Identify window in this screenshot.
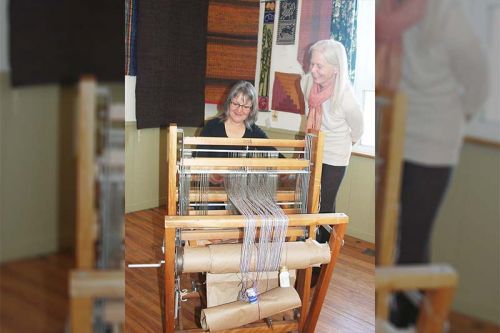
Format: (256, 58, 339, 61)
(352, 0, 375, 155)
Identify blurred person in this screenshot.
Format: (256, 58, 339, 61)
(375, 0, 427, 90)
(300, 39, 364, 242)
(377, 0, 489, 328)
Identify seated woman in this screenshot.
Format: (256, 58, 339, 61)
(196, 81, 282, 184)
(197, 81, 270, 156)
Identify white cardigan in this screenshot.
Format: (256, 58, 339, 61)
(400, 0, 489, 166)
(301, 73, 364, 166)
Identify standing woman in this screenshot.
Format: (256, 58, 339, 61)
(301, 39, 363, 243)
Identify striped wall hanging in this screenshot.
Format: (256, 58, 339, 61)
(257, 1, 276, 111)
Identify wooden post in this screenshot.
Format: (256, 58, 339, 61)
(298, 130, 324, 332)
(303, 223, 347, 333)
(306, 130, 324, 215)
(164, 227, 176, 333)
(73, 76, 97, 333)
(376, 92, 406, 266)
(375, 92, 406, 321)
(76, 76, 97, 269)
(165, 124, 178, 332)
(167, 124, 178, 216)
(417, 287, 456, 333)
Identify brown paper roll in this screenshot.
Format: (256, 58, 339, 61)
(200, 287, 301, 332)
(206, 270, 297, 307)
(182, 239, 330, 273)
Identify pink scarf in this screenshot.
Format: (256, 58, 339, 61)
(306, 79, 335, 131)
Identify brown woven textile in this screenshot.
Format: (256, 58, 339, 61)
(297, 0, 332, 71)
(271, 72, 304, 114)
(9, 0, 123, 87)
(205, 0, 259, 106)
(136, 0, 209, 129)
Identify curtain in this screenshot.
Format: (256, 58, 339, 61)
(125, 0, 137, 76)
(9, 0, 123, 86)
(205, 0, 259, 106)
(297, 0, 333, 71)
(135, 0, 208, 129)
(331, 0, 358, 83)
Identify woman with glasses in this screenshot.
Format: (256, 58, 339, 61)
(196, 81, 276, 183)
(199, 81, 267, 145)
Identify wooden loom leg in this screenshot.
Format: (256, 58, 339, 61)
(164, 227, 176, 333)
(417, 287, 455, 333)
(303, 223, 347, 333)
(376, 290, 391, 321)
(297, 267, 312, 332)
(298, 225, 315, 332)
(71, 297, 93, 333)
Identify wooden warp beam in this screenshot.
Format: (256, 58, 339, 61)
(181, 240, 331, 273)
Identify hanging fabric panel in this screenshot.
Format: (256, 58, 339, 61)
(9, 0, 123, 86)
(296, 0, 333, 71)
(276, 0, 298, 45)
(331, 0, 358, 82)
(205, 0, 260, 106)
(135, 0, 208, 129)
(125, 0, 137, 76)
(257, 1, 276, 111)
(271, 72, 304, 114)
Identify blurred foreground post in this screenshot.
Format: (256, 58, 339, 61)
(70, 76, 125, 333)
(375, 90, 458, 332)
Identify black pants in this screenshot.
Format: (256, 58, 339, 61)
(317, 164, 346, 243)
(391, 161, 453, 327)
(396, 161, 453, 265)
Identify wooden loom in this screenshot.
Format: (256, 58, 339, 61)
(163, 124, 349, 333)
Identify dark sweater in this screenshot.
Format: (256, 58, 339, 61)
(195, 118, 278, 158)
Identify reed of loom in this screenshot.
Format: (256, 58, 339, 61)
(164, 124, 349, 333)
(375, 90, 458, 333)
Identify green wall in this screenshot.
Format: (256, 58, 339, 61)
(124, 123, 376, 243)
(1, 73, 59, 262)
(0, 72, 124, 262)
(432, 141, 500, 323)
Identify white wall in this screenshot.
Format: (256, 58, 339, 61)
(463, 0, 500, 143)
(253, 0, 305, 131)
(431, 142, 500, 323)
(0, 1, 60, 261)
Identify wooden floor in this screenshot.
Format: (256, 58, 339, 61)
(0, 252, 73, 333)
(125, 207, 376, 333)
(0, 207, 497, 332)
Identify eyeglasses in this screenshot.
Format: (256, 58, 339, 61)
(230, 101, 252, 111)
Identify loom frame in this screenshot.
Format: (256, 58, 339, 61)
(374, 90, 458, 332)
(164, 124, 349, 333)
